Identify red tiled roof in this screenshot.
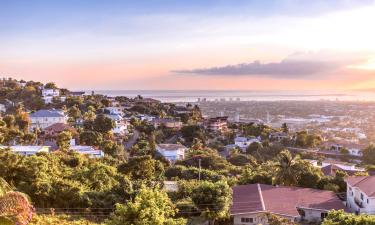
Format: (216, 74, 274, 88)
(321, 165, 358, 176)
(346, 176, 375, 197)
(231, 184, 346, 216)
(44, 123, 76, 133)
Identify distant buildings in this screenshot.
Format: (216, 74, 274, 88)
(156, 144, 186, 163)
(42, 88, 65, 104)
(29, 109, 67, 129)
(231, 184, 346, 225)
(104, 113, 128, 135)
(346, 176, 375, 215)
(205, 116, 228, 132)
(44, 123, 76, 137)
(0, 146, 50, 156)
(234, 136, 260, 151)
(152, 118, 183, 129)
(70, 145, 105, 158)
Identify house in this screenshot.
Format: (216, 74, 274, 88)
(0, 104, 5, 113)
(44, 123, 77, 137)
(42, 88, 60, 104)
(205, 116, 228, 132)
(269, 132, 289, 142)
(104, 114, 128, 134)
(0, 146, 50, 156)
(346, 176, 375, 215)
(173, 106, 192, 115)
(234, 136, 261, 151)
(231, 184, 346, 225)
(152, 118, 183, 129)
(138, 114, 156, 122)
(104, 107, 124, 116)
(70, 145, 105, 158)
(321, 159, 364, 171)
(156, 144, 186, 162)
(29, 109, 67, 129)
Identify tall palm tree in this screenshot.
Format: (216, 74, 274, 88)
(274, 150, 301, 186)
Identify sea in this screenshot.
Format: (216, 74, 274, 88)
(85, 90, 375, 103)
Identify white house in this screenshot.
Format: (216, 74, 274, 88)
(105, 114, 128, 135)
(70, 145, 105, 158)
(231, 184, 347, 225)
(29, 109, 67, 129)
(105, 107, 124, 116)
(42, 88, 61, 104)
(0, 146, 50, 156)
(0, 104, 6, 113)
(234, 136, 260, 150)
(346, 176, 375, 215)
(321, 159, 364, 171)
(156, 144, 186, 162)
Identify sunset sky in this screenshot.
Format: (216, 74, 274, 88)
(1, 0, 375, 90)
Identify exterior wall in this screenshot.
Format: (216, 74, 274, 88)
(156, 148, 185, 162)
(30, 116, 67, 129)
(233, 212, 267, 225)
(347, 183, 375, 214)
(322, 162, 356, 171)
(300, 208, 328, 223)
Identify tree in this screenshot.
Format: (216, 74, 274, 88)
(0, 179, 34, 225)
(93, 114, 115, 133)
(274, 150, 300, 186)
(246, 142, 263, 154)
(107, 187, 186, 225)
(363, 144, 375, 165)
(191, 181, 232, 225)
(57, 131, 72, 151)
(44, 82, 57, 89)
(79, 131, 103, 146)
(322, 210, 375, 225)
(118, 156, 164, 181)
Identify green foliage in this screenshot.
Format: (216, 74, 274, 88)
(322, 210, 375, 225)
(295, 131, 322, 148)
(181, 125, 206, 145)
(30, 214, 103, 225)
(57, 131, 72, 151)
(191, 181, 231, 223)
(93, 114, 115, 133)
(363, 144, 375, 165)
(107, 187, 186, 225)
(118, 155, 164, 181)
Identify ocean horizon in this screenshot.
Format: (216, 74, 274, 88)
(81, 90, 375, 103)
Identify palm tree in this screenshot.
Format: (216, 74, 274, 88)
(274, 150, 301, 186)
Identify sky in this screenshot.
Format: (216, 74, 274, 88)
(1, 0, 375, 90)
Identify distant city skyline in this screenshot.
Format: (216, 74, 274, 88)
(1, 0, 375, 90)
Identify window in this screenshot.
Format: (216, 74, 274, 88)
(321, 212, 328, 219)
(241, 218, 254, 223)
(361, 193, 364, 200)
(367, 199, 370, 204)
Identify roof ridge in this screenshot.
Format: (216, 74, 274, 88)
(257, 183, 266, 211)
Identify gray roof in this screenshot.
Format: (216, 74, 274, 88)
(30, 109, 65, 118)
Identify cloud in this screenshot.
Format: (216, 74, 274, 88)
(172, 52, 367, 79)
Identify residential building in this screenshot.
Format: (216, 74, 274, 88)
(231, 184, 346, 225)
(29, 109, 67, 129)
(104, 114, 128, 134)
(269, 132, 289, 142)
(205, 116, 228, 132)
(156, 144, 186, 162)
(346, 176, 375, 215)
(44, 123, 77, 137)
(321, 159, 364, 171)
(0, 146, 50, 156)
(70, 145, 105, 158)
(152, 118, 183, 129)
(0, 103, 5, 113)
(234, 136, 261, 151)
(105, 107, 124, 116)
(42, 88, 60, 104)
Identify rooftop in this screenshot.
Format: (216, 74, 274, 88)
(231, 184, 346, 217)
(346, 176, 375, 197)
(30, 109, 65, 118)
(157, 144, 186, 151)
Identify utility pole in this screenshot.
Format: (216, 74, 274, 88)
(198, 158, 201, 181)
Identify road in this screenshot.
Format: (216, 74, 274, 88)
(124, 129, 140, 150)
